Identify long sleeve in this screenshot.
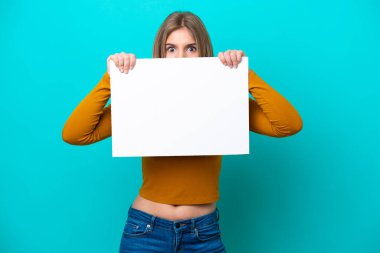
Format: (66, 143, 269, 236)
(62, 72, 112, 145)
(248, 69, 303, 137)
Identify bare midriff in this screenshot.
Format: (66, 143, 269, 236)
(131, 194, 217, 221)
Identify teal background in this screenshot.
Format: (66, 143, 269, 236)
(1, 0, 379, 252)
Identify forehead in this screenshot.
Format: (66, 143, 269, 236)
(166, 27, 196, 44)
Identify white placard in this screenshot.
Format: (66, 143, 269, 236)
(109, 57, 249, 157)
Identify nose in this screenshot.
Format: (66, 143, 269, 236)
(178, 51, 185, 58)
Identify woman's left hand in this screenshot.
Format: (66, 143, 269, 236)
(218, 50, 246, 68)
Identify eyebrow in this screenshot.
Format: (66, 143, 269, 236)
(165, 43, 197, 47)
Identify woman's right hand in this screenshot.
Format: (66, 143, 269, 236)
(107, 52, 136, 75)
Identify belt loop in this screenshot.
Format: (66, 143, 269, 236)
(191, 218, 196, 232)
(150, 215, 156, 230)
(216, 208, 219, 221)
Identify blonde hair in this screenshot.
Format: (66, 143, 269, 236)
(153, 11, 213, 58)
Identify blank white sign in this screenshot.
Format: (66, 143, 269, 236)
(109, 57, 249, 157)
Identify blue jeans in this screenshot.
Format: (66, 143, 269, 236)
(119, 206, 226, 253)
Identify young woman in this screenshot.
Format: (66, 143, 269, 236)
(62, 11, 302, 253)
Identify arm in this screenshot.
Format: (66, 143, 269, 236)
(248, 68, 303, 137)
(62, 72, 112, 145)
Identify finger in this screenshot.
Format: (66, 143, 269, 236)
(230, 50, 239, 68)
(117, 54, 124, 72)
(236, 50, 244, 63)
(108, 55, 118, 73)
(218, 52, 227, 65)
(123, 54, 130, 73)
(130, 54, 136, 70)
(110, 55, 118, 67)
(224, 51, 233, 68)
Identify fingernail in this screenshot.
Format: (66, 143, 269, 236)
(120, 69, 124, 73)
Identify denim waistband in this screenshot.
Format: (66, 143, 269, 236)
(127, 205, 220, 231)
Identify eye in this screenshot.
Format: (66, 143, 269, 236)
(166, 47, 175, 52)
(187, 46, 197, 52)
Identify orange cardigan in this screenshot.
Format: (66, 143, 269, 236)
(62, 68, 302, 204)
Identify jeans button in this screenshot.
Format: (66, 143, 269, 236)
(175, 223, 180, 228)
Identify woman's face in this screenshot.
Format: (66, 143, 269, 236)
(165, 27, 200, 58)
